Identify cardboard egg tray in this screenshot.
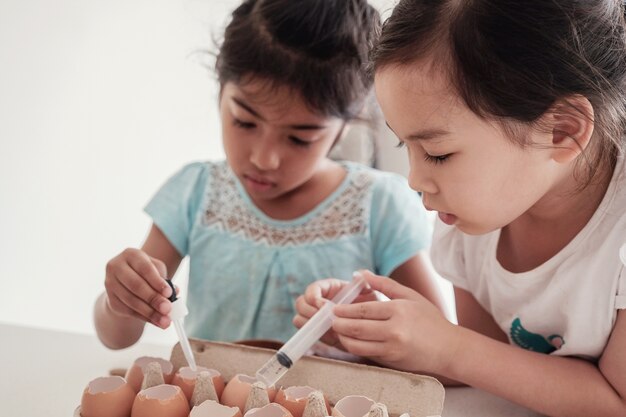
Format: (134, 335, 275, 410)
(76, 338, 444, 417)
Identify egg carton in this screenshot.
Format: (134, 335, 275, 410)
(74, 338, 444, 417)
(171, 338, 444, 417)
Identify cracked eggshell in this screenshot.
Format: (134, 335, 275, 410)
(172, 366, 225, 402)
(131, 384, 189, 417)
(80, 376, 135, 417)
(244, 403, 294, 417)
(190, 399, 243, 417)
(221, 374, 277, 412)
(274, 386, 330, 417)
(125, 357, 174, 392)
(331, 395, 376, 417)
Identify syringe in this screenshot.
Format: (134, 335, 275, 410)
(165, 280, 197, 371)
(255, 272, 367, 387)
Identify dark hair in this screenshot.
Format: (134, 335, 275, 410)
(372, 0, 626, 183)
(215, 0, 381, 120)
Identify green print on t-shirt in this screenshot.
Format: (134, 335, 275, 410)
(510, 318, 565, 354)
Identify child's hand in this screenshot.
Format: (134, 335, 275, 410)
(332, 270, 460, 374)
(104, 248, 174, 329)
(293, 277, 377, 349)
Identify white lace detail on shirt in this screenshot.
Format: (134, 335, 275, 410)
(202, 163, 372, 246)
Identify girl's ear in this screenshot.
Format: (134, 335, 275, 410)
(547, 95, 595, 164)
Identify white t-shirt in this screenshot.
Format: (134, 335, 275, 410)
(431, 155, 626, 360)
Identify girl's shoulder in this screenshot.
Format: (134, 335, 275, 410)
(341, 161, 429, 226)
(156, 160, 230, 213)
(169, 160, 231, 191)
(342, 161, 416, 197)
(176, 159, 227, 177)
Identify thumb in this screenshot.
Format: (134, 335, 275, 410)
(150, 256, 168, 280)
(356, 269, 421, 301)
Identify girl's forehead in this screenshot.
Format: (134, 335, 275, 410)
(376, 61, 453, 97)
(223, 80, 338, 123)
(376, 65, 460, 117)
(375, 63, 484, 139)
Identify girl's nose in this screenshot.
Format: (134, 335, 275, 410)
(250, 139, 280, 171)
(408, 162, 437, 195)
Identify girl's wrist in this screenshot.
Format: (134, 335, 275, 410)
(434, 322, 466, 377)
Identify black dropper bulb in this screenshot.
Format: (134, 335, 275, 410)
(165, 279, 177, 302)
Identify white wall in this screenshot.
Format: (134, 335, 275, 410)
(1, 0, 451, 345)
(0, 0, 231, 343)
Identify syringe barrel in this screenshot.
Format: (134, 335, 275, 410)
(280, 301, 336, 363)
(279, 272, 366, 363)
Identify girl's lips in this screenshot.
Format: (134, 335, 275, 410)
(244, 174, 275, 192)
(438, 211, 458, 225)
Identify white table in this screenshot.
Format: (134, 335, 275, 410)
(0, 323, 542, 417)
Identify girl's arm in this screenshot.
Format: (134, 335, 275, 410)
(448, 289, 626, 417)
(93, 224, 183, 349)
(416, 288, 510, 387)
(332, 272, 626, 417)
(454, 287, 509, 343)
(389, 251, 451, 320)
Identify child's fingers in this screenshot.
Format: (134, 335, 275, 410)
(332, 316, 389, 342)
(292, 313, 305, 329)
(149, 256, 170, 295)
(358, 270, 421, 301)
(114, 276, 164, 320)
(113, 263, 172, 318)
(294, 295, 318, 319)
(336, 334, 388, 358)
(333, 300, 393, 320)
(124, 249, 172, 298)
(108, 289, 170, 328)
(304, 278, 348, 307)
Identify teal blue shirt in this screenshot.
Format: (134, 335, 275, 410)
(145, 161, 432, 342)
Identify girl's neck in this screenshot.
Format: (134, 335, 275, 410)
(496, 162, 615, 273)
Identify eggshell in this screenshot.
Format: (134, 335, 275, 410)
(221, 374, 277, 412)
(244, 403, 294, 417)
(367, 403, 389, 417)
(331, 395, 376, 417)
(80, 375, 135, 417)
(171, 366, 225, 402)
(131, 384, 189, 417)
(274, 386, 330, 417)
(190, 399, 243, 417)
(125, 356, 174, 392)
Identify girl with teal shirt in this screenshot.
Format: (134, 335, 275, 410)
(94, 0, 447, 348)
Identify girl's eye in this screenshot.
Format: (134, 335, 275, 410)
(424, 153, 451, 164)
(289, 135, 312, 147)
(233, 118, 256, 129)
(395, 140, 405, 149)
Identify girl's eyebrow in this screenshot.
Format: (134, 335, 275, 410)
(233, 97, 264, 119)
(232, 97, 327, 131)
(385, 121, 450, 141)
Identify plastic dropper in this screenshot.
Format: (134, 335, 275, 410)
(165, 280, 197, 371)
(255, 272, 367, 387)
